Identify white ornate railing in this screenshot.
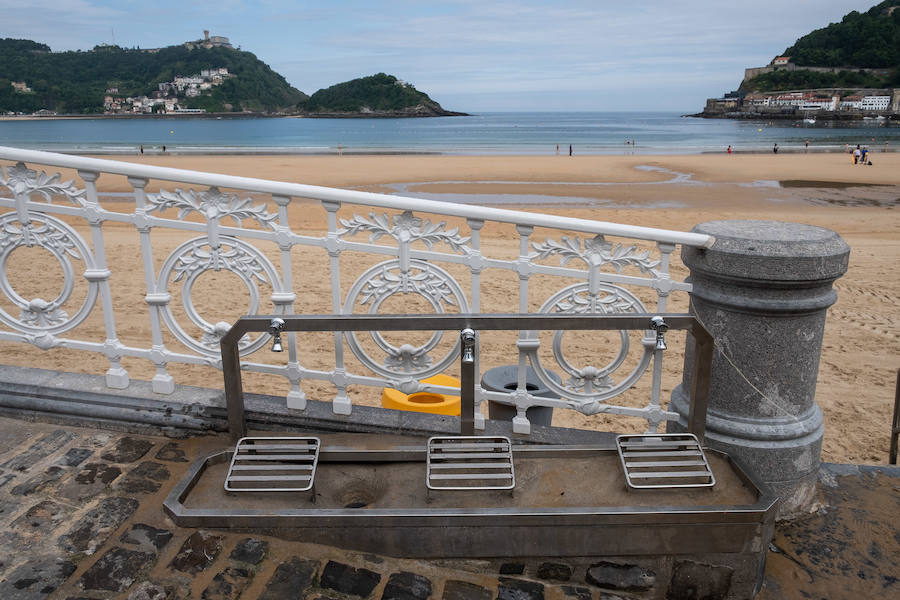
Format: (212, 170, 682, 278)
(0, 146, 713, 434)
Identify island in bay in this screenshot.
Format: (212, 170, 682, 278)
(696, 0, 899, 121)
(0, 32, 466, 118)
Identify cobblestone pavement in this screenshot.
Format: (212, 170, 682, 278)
(0, 416, 897, 600)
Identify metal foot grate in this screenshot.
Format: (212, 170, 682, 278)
(225, 437, 320, 492)
(616, 433, 715, 489)
(426, 436, 515, 490)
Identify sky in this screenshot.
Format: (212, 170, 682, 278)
(0, 0, 885, 112)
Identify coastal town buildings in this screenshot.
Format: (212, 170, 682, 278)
(103, 66, 231, 114)
(705, 88, 898, 117)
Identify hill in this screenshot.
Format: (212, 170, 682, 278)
(0, 38, 306, 114)
(741, 2, 900, 93)
(299, 73, 467, 117)
(784, 1, 900, 67)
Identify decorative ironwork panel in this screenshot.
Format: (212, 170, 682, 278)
(0, 211, 99, 336)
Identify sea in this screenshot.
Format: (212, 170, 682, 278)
(0, 111, 897, 155)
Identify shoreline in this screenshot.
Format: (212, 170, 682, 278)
(2, 146, 895, 157)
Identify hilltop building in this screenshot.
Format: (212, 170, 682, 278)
(185, 31, 234, 50)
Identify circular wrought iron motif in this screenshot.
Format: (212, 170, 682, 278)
(530, 282, 653, 401)
(0, 212, 99, 335)
(156, 235, 283, 357)
(343, 259, 469, 379)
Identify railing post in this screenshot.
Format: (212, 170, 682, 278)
(670, 220, 849, 518)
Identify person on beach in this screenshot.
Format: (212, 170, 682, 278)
(569, 144, 572, 156)
(162, 145, 166, 154)
(805, 140, 809, 152)
(853, 147, 860, 164)
(139, 145, 143, 155)
(861, 146, 868, 164)
(727, 145, 732, 154)
(556, 144, 559, 155)
(773, 143, 778, 154)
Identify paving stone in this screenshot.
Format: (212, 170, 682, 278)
(57, 462, 122, 500)
(535, 563, 571, 582)
(74, 463, 122, 485)
(586, 561, 656, 593)
(100, 437, 153, 463)
(0, 472, 15, 489)
(11, 466, 67, 496)
(560, 586, 592, 600)
(259, 557, 318, 600)
(442, 580, 491, 600)
(499, 563, 525, 575)
(382, 571, 432, 600)
(80, 547, 154, 592)
(59, 448, 94, 467)
(320, 561, 381, 597)
(1, 430, 77, 471)
(666, 560, 733, 600)
(126, 581, 169, 600)
(201, 567, 252, 600)
(154, 442, 188, 463)
(116, 462, 170, 494)
(229, 538, 268, 565)
(169, 531, 223, 574)
(0, 555, 76, 600)
(120, 523, 174, 552)
(497, 578, 544, 600)
(12, 500, 69, 538)
(58, 497, 140, 555)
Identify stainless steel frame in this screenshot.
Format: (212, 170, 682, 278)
(220, 313, 715, 444)
(616, 433, 715, 489)
(426, 436, 515, 490)
(224, 436, 320, 493)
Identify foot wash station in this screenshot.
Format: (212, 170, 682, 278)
(0, 149, 847, 597)
(165, 313, 777, 597)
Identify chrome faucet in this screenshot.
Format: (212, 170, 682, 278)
(649, 316, 668, 351)
(460, 328, 476, 363)
(269, 318, 285, 352)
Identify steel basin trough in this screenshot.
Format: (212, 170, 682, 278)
(164, 440, 776, 559)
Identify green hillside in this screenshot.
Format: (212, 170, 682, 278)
(0, 38, 306, 114)
(784, 1, 900, 67)
(741, 2, 900, 92)
(301, 73, 463, 116)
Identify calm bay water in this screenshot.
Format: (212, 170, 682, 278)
(1, 112, 897, 155)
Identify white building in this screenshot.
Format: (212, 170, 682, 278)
(860, 95, 890, 111)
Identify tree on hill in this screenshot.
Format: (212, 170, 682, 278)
(783, 1, 900, 67)
(0, 38, 306, 113)
(300, 73, 446, 113)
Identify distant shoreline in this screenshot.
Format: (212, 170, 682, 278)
(0, 110, 470, 121)
(20, 147, 894, 157)
(0, 112, 280, 121)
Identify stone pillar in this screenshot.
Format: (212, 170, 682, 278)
(669, 220, 849, 518)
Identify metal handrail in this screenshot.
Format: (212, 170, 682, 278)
(220, 313, 714, 443)
(0, 145, 715, 248)
(891, 367, 900, 465)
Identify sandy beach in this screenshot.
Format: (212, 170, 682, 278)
(1, 151, 898, 464)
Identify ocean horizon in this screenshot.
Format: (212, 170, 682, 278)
(1, 111, 897, 156)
